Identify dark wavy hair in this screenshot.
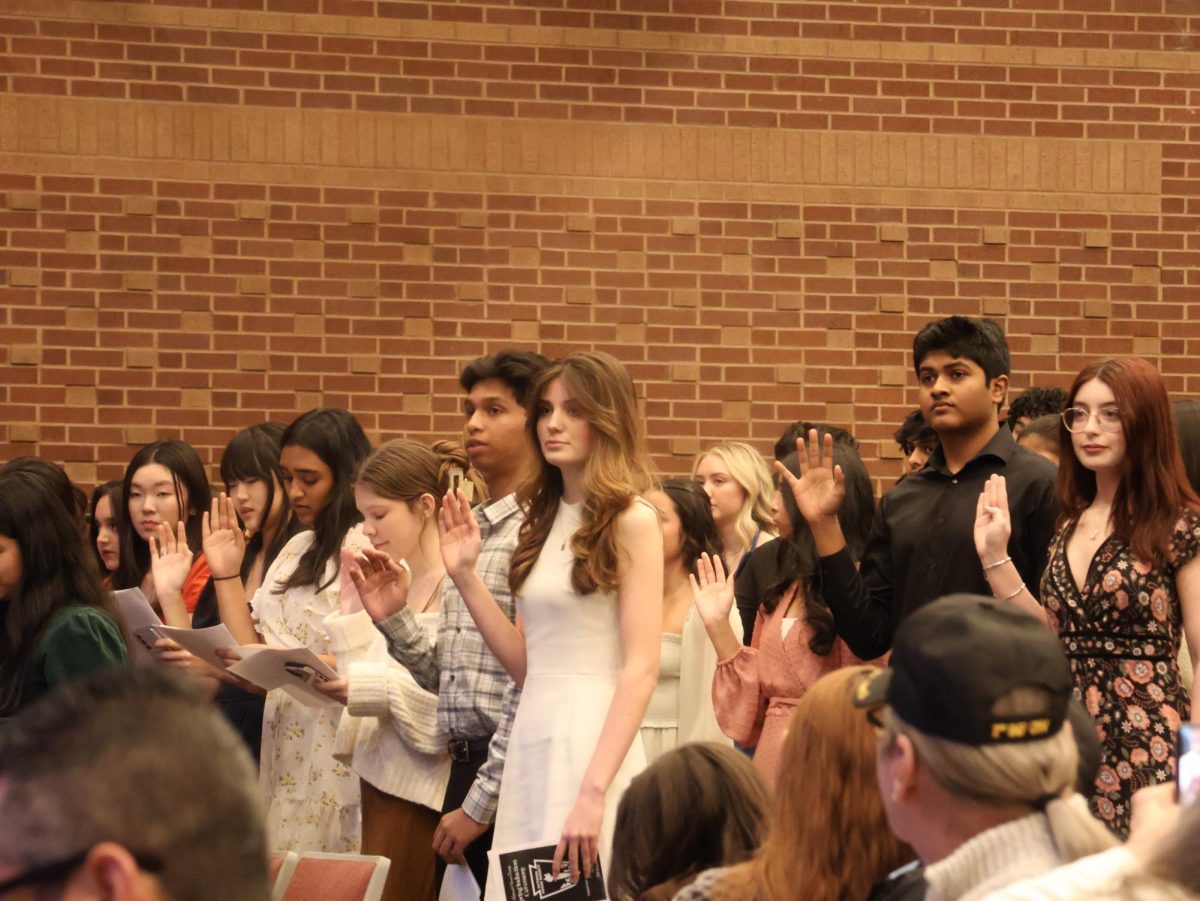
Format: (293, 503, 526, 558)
(765, 439, 875, 656)
(913, 315, 1010, 384)
(113, 441, 212, 592)
(0, 457, 86, 531)
(459, 349, 551, 407)
(278, 409, 371, 593)
(658, 478, 724, 577)
(89, 480, 122, 574)
(219, 423, 300, 581)
(1059, 358, 1199, 564)
(0, 470, 122, 714)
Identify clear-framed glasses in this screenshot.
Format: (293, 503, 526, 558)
(1061, 406, 1122, 433)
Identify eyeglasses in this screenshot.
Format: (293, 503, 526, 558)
(0, 849, 163, 896)
(1061, 406, 1122, 433)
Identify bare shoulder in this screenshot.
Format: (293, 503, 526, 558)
(617, 496, 662, 540)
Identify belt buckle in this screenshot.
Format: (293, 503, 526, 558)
(447, 738, 471, 763)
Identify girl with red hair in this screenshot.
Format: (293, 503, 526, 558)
(974, 357, 1200, 837)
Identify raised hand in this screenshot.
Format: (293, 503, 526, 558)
(149, 520, 194, 604)
(689, 552, 735, 628)
(338, 548, 366, 616)
(974, 473, 1013, 565)
(350, 547, 411, 623)
(775, 430, 846, 524)
(438, 489, 482, 581)
(202, 494, 246, 580)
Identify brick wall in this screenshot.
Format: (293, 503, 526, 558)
(1, 0, 1198, 491)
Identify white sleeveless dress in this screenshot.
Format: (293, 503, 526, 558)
(484, 500, 648, 899)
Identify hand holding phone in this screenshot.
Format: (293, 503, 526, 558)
(284, 662, 330, 685)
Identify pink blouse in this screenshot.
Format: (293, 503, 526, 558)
(712, 581, 875, 789)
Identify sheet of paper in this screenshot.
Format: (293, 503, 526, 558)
(113, 588, 163, 667)
(227, 646, 341, 708)
(152, 624, 239, 674)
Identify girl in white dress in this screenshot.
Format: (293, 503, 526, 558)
(439, 351, 663, 895)
(206, 407, 372, 853)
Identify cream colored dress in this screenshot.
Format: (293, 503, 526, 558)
(253, 527, 368, 853)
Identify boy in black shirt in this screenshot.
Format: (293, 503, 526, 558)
(779, 316, 1058, 658)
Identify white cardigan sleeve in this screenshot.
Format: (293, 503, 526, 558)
(676, 604, 738, 746)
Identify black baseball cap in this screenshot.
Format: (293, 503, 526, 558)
(854, 594, 1073, 745)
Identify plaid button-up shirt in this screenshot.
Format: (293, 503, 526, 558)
(377, 492, 521, 823)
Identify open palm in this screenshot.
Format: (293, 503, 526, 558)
(150, 521, 194, 601)
(690, 552, 735, 627)
(350, 548, 411, 623)
(438, 489, 481, 580)
(202, 494, 246, 580)
(776, 430, 845, 522)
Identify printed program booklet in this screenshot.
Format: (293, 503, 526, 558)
(490, 843, 607, 900)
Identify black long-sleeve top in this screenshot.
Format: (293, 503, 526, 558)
(820, 427, 1059, 659)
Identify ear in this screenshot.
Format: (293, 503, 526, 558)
(989, 373, 1009, 409)
(885, 734, 920, 804)
(65, 842, 144, 900)
(418, 493, 438, 519)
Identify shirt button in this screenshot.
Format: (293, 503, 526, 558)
(449, 674, 456, 682)
(951, 478, 958, 484)
(456, 627, 462, 633)
(937, 517, 945, 525)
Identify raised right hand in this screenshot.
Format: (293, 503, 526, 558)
(690, 552, 735, 627)
(350, 548, 411, 623)
(775, 429, 845, 523)
(202, 494, 246, 580)
(974, 474, 1013, 566)
(438, 488, 482, 580)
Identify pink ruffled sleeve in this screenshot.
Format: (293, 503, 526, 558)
(711, 611, 768, 747)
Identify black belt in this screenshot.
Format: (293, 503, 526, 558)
(447, 737, 492, 764)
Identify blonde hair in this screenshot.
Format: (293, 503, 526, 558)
(509, 352, 655, 596)
(714, 667, 913, 901)
(691, 442, 777, 554)
(881, 687, 1117, 864)
(355, 438, 487, 509)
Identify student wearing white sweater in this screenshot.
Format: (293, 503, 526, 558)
(316, 439, 486, 901)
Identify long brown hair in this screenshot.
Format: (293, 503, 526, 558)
(717, 667, 913, 901)
(1059, 357, 1199, 564)
(508, 352, 655, 597)
(356, 438, 487, 509)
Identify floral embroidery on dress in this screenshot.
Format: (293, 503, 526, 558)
(1040, 508, 1200, 837)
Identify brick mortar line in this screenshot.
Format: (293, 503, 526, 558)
(7, 0, 1200, 73)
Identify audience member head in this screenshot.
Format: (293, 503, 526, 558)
(773, 420, 858, 461)
(1016, 414, 1061, 467)
(0, 469, 119, 715)
(691, 442, 777, 559)
(608, 743, 770, 900)
(219, 422, 298, 578)
(0, 456, 86, 531)
(459, 349, 550, 493)
(715, 667, 912, 900)
(645, 479, 724, 582)
(89, 480, 123, 575)
(115, 440, 212, 592)
(768, 439, 874, 655)
(1058, 357, 1198, 565)
(1173, 398, 1200, 495)
(859, 595, 1115, 872)
(510, 351, 655, 597)
(355, 438, 485, 562)
(1007, 386, 1068, 437)
(893, 409, 939, 477)
(912, 317, 1011, 428)
(0, 668, 270, 901)
(278, 408, 371, 592)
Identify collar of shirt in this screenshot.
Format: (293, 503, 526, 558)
(477, 492, 521, 527)
(923, 425, 1016, 478)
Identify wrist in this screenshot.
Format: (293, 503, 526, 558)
(577, 781, 606, 803)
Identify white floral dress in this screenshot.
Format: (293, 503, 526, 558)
(252, 526, 368, 852)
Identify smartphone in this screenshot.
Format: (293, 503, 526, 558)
(1178, 722, 1199, 804)
(283, 662, 329, 685)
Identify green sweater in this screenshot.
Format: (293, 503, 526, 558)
(16, 606, 130, 712)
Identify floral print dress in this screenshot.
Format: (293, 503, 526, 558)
(1041, 510, 1200, 837)
(253, 526, 368, 852)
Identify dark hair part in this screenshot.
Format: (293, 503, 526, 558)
(1059, 358, 1199, 564)
(893, 409, 938, 456)
(219, 423, 300, 580)
(0, 457, 86, 530)
(774, 420, 858, 461)
(1174, 399, 1200, 496)
(608, 743, 770, 901)
(113, 440, 212, 592)
(912, 316, 1011, 383)
(1008, 386, 1068, 429)
(89, 480, 123, 573)
(0, 668, 270, 901)
(0, 470, 122, 715)
(1018, 414, 1061, 449)
(766, 440, 875, 655)
(279, 408, 371, 592)
(459, 349, 552, 407)
(658, 478, 724, 577)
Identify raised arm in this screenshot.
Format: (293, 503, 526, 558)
(553, 500, 662, 884)
(974, 474, 1053, 623)
(202, 494, 260, 645)
(439, 489, 526, 683)
(149, 521, 194, 629)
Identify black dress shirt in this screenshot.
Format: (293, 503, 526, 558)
(820, 427, 1059, 659)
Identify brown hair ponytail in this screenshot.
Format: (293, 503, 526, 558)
(356, 438, 486, 508)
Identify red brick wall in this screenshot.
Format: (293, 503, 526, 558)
(1, 0, 1198, 490)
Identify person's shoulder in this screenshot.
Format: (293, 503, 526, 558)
(1007, 443, 1058, 483)
(41, 606, 124, 650)
(619, 496, 662, 534)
